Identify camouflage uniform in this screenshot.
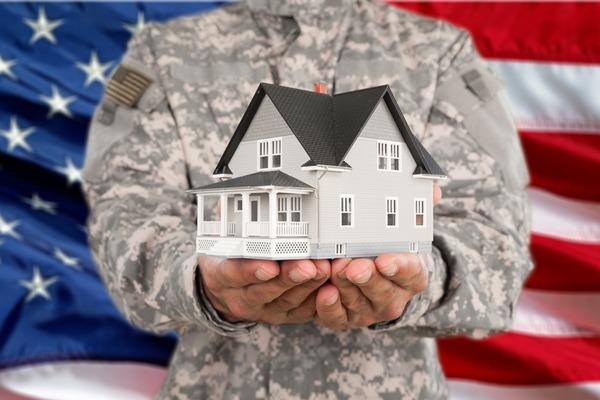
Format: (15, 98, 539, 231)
(83, 0, 533, 398)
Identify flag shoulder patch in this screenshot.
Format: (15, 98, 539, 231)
(105, 65, 152, 109)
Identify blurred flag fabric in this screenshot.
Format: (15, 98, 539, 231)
(0, 2, 599, 400)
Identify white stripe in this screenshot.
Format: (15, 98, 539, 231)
(0, 388, 36, 400)
(4, 362, 600, 400)
(449, 379, 600, 400)
(489, 60, 600, 133)
(513, 290, 600, 337)
(0, 362, 166, 400)
(530, 187, 600, 244)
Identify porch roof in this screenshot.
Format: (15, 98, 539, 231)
(187, 171, 314, 194)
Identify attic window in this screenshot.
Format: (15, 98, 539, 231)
(377, 140, 401, 172)
(258, 138, 282, 170)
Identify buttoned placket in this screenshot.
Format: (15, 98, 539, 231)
(249, 0, 358, 93)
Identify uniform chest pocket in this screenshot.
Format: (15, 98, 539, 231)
(169, 62, 271, 141)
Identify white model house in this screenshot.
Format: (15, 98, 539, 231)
(187, 82, 446, 259)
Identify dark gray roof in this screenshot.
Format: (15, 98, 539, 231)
(190, 170, 313, 192)
(213, 83, 445, 177)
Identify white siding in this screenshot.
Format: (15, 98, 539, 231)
(360, 101, 403, 141)
(316, 101, 433, 243)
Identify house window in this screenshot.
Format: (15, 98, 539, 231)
(335, 243, 346, 256)
(258, 138, 282, 170)
(235, 198, 243, 212)
(340, 195, 354, 227)
(409, 242, 418, 253)
(377, 140, 401, 172)
(415, 198, 425, 227)
(277, 195, 301, 222)
(386, 197, 398, 227)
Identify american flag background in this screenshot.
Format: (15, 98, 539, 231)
(0, 1, 598, 399)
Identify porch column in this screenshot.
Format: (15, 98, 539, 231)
(241, 192, 250, 238)
(269, 190, 278, 239)
(220, 194, 228, 237)
(196, 194, 204, 236)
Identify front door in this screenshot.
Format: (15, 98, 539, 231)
(250, 198, 259, 222)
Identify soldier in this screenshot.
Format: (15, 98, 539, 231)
(83, 0, 533, 398)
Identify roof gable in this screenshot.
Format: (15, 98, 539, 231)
(213, 82, 445, 177)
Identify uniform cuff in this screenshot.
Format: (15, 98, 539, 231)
(166, 250, 257, 336)
(369, 253, 443, 332)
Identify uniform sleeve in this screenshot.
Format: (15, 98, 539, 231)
(82, 27, 256, 336)
(372, 26, 533, 337)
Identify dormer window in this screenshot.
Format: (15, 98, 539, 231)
(258, 138, 282, 170)
(377, 140, 401, 172)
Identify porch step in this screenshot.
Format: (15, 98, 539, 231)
(209, 239, 243, 258)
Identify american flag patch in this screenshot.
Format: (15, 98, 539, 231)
(105, 65, 152, 108)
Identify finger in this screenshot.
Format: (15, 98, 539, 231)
(279, 290, 319, 325)
(330, 258, 372, 313)
(199, 256, 280, 290)
(243, 259, 321, 305)
(345, 257, 409, 321)
(264, 259, 331, 312)
(315, 284, 348, 330)
(433, 183, 442, 206)
(374, 253, 429, 294)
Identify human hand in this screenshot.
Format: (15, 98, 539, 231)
(199, 256, 330, 325)
(314, 254, 428, 330)
(313, 183, 442, 330)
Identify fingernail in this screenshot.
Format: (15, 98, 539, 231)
(380, 262, 398, 277)
(350, 269, 372, 284)
(289, 267, 311, 283)
(325, 292, 338, 306)
(255, 268, 274, 281)
(313, 271, 326, 281)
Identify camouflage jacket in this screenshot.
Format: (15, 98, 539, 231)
(83, 0, 533, 398)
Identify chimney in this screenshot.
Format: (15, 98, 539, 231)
(313, 81, 328, 94)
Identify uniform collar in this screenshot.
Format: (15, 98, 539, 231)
(246, 0, 359, 16)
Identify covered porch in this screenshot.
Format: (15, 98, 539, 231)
(188, 171, 314, 240)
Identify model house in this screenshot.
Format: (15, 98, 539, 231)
(187, 82, 446, 259)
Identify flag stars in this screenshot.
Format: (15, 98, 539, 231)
(76, 50, 113, 87)
(0, 213, 22, 240)
(24, 7, 63, 45)
(55, 157, 82, 186)
(22, 193, 57, 214)
(0, 116, 35, 153)
(124, 12, 146, 36)
(40, 85, 77, 119)
(53, 248, 80, 270)
(19, 266, 59, 302)
(0, 53, 17, 80)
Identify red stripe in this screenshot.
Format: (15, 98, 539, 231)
(526, 234, 600, 292)
(391, 2, 600, 64)
(520, 131, 600, 202)
(438, 333, 600, 384)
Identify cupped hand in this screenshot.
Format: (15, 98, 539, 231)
(199, 256, 330, 325)
(314, 253, 428, 330)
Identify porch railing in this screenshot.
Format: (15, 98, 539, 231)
(277, 222, 309, 237)
(201, 221, 309, 237)
(247, 222, 270, 237)
(199, 221, 235, 236)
